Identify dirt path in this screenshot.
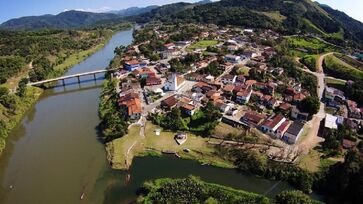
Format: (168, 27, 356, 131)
(297, 53, 334, 154)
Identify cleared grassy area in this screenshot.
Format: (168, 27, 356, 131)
(187, 40, 218, 51)
(324, 54, 363, 82)
(300, 54, 318, 72)
(106, 121, 234, 170)
(214, 122, 245, 138)
(325, 77, 346, 90)
(298, 150, 321, 172)
(288, 36, 336, 55)
(334, 53, 363, 71)
(258, 11, 286, 22)
(298, 149, 339, 173)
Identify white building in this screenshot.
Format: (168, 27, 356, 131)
(164, 74, 186, 91)
(282, 121, 304, 144)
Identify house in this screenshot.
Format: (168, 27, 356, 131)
(133, 67, 156, 78)
(146, 77, 162, 86)
(124, 60, 146, 71)
(266, 98, 278, 109)
(342, 139, 356, 149)
(161, 49, 180, 59)
(192, 82, 215, 93)
(222, 84, 235, 97)
(236, 89, 252, 104)
(161, 95, 178, 110)
(348, 106, 362, 119)
(181, 104, 197, 116)
(275, 121, 291, 139)
(221, 74, 237, 84)
(278, 102, 292, 114)
(118, 92, 142, 120)
(293, 93, 306, 103)
(282, 121, 304, 144)
(241, 111, 266, 127)
(324, 114, 338, 130)
(224, 55, 241, 64)
(227, 45, 239, 51)
(236, 75, 246, 86)
(291, 106, 309, 121)
(164, 43, 176, 50)
(164, 74, 185, 91)
(215, 102, 231, 113)
(260, 114, 286, 135)
(325, 87, 345, 102)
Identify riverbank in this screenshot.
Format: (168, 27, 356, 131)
(105, 121, 234, 170)
(0, 24, 132, 155)
(0, 86, 43, 154)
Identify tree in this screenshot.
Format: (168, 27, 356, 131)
(0, 86, 9, 97)
(298, 96, 320, 115)
(233, 149, 267, 174)
(275, 190, 312, 204)
(16, 78, 28, 97)
(114, 45, 126, 56)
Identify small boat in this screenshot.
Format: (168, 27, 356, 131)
(183, 148, 190, 153)
(80, 192, 85, 200)
(9, 185, 13, 189)
(162, 150, 176, 154)
(125, 174, 131, 184)
(175, 153, 181, 158)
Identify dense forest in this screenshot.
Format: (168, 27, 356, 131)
(0, 24, 130, 84)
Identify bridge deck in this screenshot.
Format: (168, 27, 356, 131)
(28, 69, 116, 86)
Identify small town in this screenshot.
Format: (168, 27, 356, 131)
(1, 0, 363, 203)
(105, 23, 363, 170)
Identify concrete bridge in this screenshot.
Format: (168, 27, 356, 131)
(28, 69, 116, 86)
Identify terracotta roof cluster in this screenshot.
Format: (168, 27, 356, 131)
(119, 92, 142, 116)
(161, 96, 178, 108)
(125, 60, 141, 66)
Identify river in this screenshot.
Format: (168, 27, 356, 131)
(0, 28, 294, 204)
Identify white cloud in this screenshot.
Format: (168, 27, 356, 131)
(63, 6, 112, 13)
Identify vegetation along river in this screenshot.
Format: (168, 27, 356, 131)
(0, 28, 294, 204)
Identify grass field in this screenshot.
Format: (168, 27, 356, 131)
(288, 36, 336, 55)
(324, 54, 363, 82)
(214, 122, 245, 137)
(106, 121, 234, 170)
(298, 149, 339, 172)
(187, 40, 218, 51)
(301, 54, 318, 71)
(325, 77, 346, 90)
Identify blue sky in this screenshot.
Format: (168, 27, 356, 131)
(0, 0, 362, 24)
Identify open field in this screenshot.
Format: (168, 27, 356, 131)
(106, 121, 234, 170)
(334, 53, 363, 71)
(298, 149, 339, 172)
(187, 40, 218, 51)
(325, 77, 346, 90)
(300, 54, 318, 71)
(288, 36, 337, 55)
(323, 54, 363, 82)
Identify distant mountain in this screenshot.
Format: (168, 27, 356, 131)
(0, 10, 120, 30)
(132, 0, 363, 48)
(109, 6, 159, 17)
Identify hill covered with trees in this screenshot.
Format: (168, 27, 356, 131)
(133, 0, 363, 48)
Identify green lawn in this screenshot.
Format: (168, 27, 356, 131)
(187, 40, 218, 51)
(106, 121, 234, 170)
